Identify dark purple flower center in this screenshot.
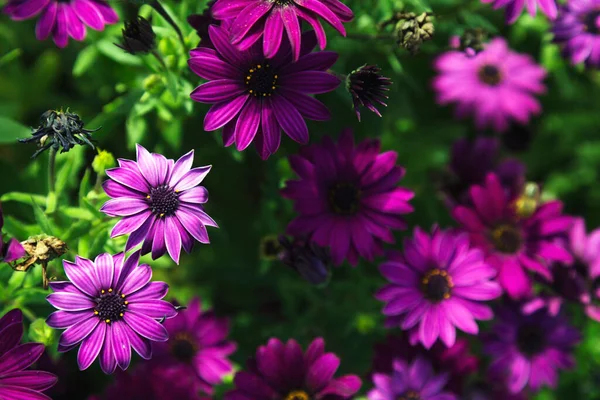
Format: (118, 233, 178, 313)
(284, 390, 310, 400)
(516, 323, 546, 356)
(478, 64, 502, 86)
(490, 224, 523, 254)
(582, 10, 600, 34)
(328, 183, 361, 215)
(170, 333, 198, 363)
(148, 184, 179, 217)
(245, 63, 278, 97)
(95, 289, 127, 323)
(397, 390, 421, 400)
(421, 269, 453, 302)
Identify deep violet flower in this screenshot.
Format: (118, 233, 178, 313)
(100, 144, 217, 264)
(153, 297, 236, 395)
(376, 226, 501, 349)
(0, 203, 25, 263)
(481, 0, 557, 23)
(278, 236, 331, 285)
(452, 173, 573, 299)
(484, 306, 580, 394)
(552, 0, 600, 67)
(433, 38, 546, 133)
(368, 357, 457, 400)
(0, 309, 57, 400)
(46, 251, 177, 374)
(282, 129, 414, 266)
(225, 337, 361, 400)
(3, 0, 118, 48)
(211, 0, 353, 61)
(347, 64, 392, 121)
(189, 26, 340, 160)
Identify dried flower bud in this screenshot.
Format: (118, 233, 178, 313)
(15, 234, 68, 288)
(347, 64, 392, 121)
(395, 12, 434, 54)
(278, 236, 330, 286)
(116, 16, 156, 55)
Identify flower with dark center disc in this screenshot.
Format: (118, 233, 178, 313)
(515, 324, 546, 356)
(478, 64, 502, 85)
(148, 184, 180, 217)
(285, 390, 310, 400)
(328, 183, 361, 215)
(170, 334, 198, 363)
(552, 0, 600, 67)
(421, 269, 453, 302)
(116, 16, 156, 55)
(490, 224, 523, 254)
(346, 64, 392, 121)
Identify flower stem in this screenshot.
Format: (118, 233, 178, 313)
(151, 49, 168, 70)
(328, 70, 347, 82)
(150, 0, 185, 48)
(48, 147, 56, 194)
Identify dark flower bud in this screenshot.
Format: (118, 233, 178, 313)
(187, 0, 219, 48)
(278, 236, 330, 286)
(259, 235, 284, 261)
(19, 110, 99, 158)
(395, 12, 434, 54)
(501, 123, 535, 153)
(116, 16, 156, 55)
(346, 64, 392, 121)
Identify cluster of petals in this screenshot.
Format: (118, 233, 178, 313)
(481, 0, 557, 23)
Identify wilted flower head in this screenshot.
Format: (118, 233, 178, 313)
(279, 236, 331, 285)
(552, 0, 600, 67)
(393, 12, 435, 54)
(347, 64, 392, 121)
(116, 16, 156, 55)
(19, 110, 99, 158)
(14, 234, 68, 288)
(0, 203, 25, 263)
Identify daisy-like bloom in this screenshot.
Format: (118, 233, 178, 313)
(46, 251, 177, 374)
(189, 26, 340, 160)
(433, 38, 546, 133)
(153, 297, 236, 396)
(225, 337, 361, 400)
(452, 173, 573, 299)
(0, 203, 25, 263)
(3, 0, 117, 48)
(100, 144, 216, 264)
(282, 129, 414, 266)
(211, 0, 353, 61)
(552, 0, 600, 67)
(0, 309, 57, 400)
(484, 306, 580, 394)
(377, 226, 501, 349)
(347, 64, 392, 121)
(481, 0, 557, 23)
(368, 357, 457, 400)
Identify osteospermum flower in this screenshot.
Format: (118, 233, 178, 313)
(153, 297, 236, 395)
(552, 0, 600, 67)
(3, 0, 117, 48)
(0, 309, 57, 399)
(433, 38, 546, 133)
(368, 357, 457, 400)
(282, 129, 414, 266)
(481, 0, 557, 23)
(225, 337, 361, 400)
(484, 306, 580, 393)
(100, 144, 216, 264)
(452, 173, 573, 299)
(189, 26, 340, 159)
(211, 0, 353, 60)
(46, 251, 177, 374)
(377, 226, 501, 349)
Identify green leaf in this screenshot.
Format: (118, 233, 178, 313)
(0, 48, 22, 67)
(62, 207, 96, 220)
(15, 287, 50, 306)
(165, 70, 178, 99)
(79, 168, 92, 207)
(126, 114, 148, 148)
(31, 199, 54, 235)
(1, 192, 46, 206)
(73, 45, 99, 76)
(96, 40, 143, 66)
(46, 191, 57, 214)
(28, 318, 55, 346)
(0, 116, 31, 143)
(160, 118, 182, 150)
(55, 146, 85, 195)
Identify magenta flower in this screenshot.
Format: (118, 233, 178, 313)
(452, 173, 573, 299)
(225, 337, 361, 400)
(552, 0, 600, 67)
(3, 0, 117, 48)
(153, 297, 236, 395)
(481, 0, 557, 23)
(368, 357, 457, 400)
(433, 38, 546, 133)
(282, 129, 414, 266)
(0, 203, 25, 263)
(376, 226, 501, 349)
(211, 0, 353, 61)
(46, 251, 177, 374)
(189, 26, 340, 160)
(100, 144, 216, 264)
(484, 306, 580, 394)
(0, 309, 57, 400)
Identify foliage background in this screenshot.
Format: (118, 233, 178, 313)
(1, 0, 600, 398)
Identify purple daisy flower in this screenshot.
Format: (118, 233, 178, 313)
(553, 0, 600, 67)
(484, 306, 580, 394)
(0, 203, 25, 263)
(46, 251, 177, 374)
(368, 356, 458, 400)
(188, 26, 340, 160)
(211, 0, 353, 61)
(481, 0, 557, 23)
(433, 38, 546, 133)
(376, 226, 501, 349)
(0, 309, 57, 400)
(3, 0, 118, 48)
(153, 297, 236, 395)
(452, 173, 573, 299)
(282, 129, 414, 266)
(225, 337, 361, 400)
(100, 144, 216, 264)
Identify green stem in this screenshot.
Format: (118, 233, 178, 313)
(94, 173, 104, 193)
(151, 49, 168, 70)
(328, 69, 347, 82)
(48, 147, 56, 194)
(150, 0, 185, 48)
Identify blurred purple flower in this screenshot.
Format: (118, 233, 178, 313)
(279, 236, 331, 285)
(46, 251, 177, 374)
(453, 173, 573, 299)
(553, 0, 600, 67)
(100, 144, 216, 264)
(3, 0, 117, 48)
(189, 26, 340, 159)
(282, 129, 414, 266)
(377, 226, 501, 349)
(225, 337, 361, 399)
(0, 203, 25, 263)
(0, 309, 57, 399)
(433, 38, 546, 133)
(481, 0, 557, 23)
